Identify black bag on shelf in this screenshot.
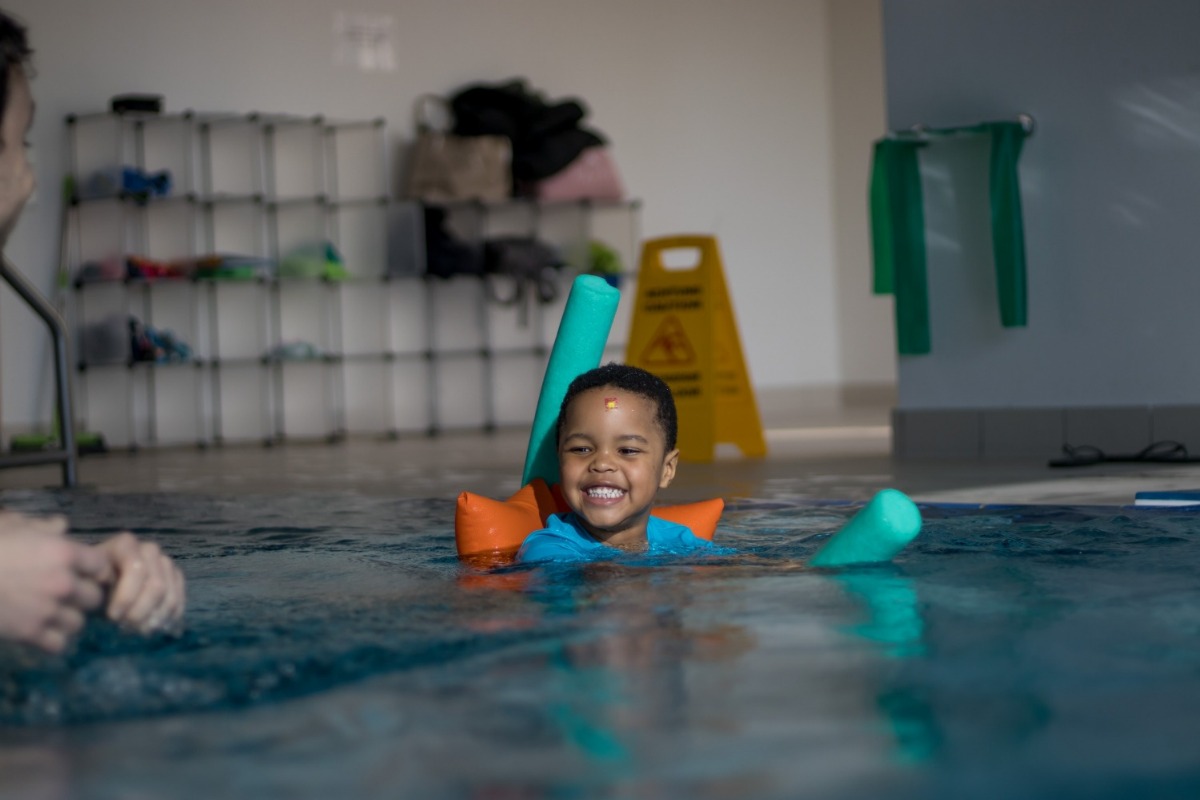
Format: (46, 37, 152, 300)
(450, 79, 605, 184)
(483, 236, 564, 326)
(423, 206, 483, 279)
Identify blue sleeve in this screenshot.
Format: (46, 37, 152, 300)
(647, 516, 736, 556)
(517, 528, 592, 563)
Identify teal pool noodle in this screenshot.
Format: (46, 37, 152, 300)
(809, 489, 922, 567)
(521, 274, 621, 486)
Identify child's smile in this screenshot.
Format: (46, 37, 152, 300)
(557, 386, 679, 547)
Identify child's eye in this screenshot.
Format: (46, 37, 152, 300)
(618, 447, 642, 456)
(567, 446, 592, 455)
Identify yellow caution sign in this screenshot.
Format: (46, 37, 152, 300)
(625, 235, 766, 462)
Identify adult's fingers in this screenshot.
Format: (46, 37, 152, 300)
(121, 550, 171, 632)
(101, 533, 147, 623)
(105, 535, 185, 633)
(32, 627, 69, 655)
(23, 601, 83, 655)
(96, 532, 185, 634)
(159, 557, 186, 628)
(127, 546, 186, 634)
(71, 542, 114, 586)
(47, 605, 86, 641)
(65, 573, 106, 613)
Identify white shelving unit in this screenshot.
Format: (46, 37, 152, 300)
(64, 107, 640, 449)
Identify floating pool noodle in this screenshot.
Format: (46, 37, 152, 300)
(521, 274, 621, 487)
(809, 489, 922, 567)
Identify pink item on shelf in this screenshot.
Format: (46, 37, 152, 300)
(526, 145, 624, 203)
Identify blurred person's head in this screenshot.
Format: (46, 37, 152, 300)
(0, 10, 33, 248)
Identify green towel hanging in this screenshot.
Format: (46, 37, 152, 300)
(986, 121, 1029, 328)
(870, 117, 1033, 355)
(870, 138, 930, 355)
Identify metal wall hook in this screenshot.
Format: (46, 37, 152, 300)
(892, 115, 1037, 141)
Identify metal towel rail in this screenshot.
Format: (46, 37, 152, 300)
(0, 256, 77, 487)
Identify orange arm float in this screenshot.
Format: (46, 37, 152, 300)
(455, 478, 723, 567)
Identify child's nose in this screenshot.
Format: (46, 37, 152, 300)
(589, 450, 616, 471)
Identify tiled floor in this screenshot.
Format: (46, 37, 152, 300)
(4, 401, 1200, 506)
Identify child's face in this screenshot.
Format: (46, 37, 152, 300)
(557, 386, 679, 545)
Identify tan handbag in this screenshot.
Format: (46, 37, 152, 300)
(405, 95, 511, 203)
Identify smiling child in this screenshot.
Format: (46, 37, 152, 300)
(516, 363, 716, 562)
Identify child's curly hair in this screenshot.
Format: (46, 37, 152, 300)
(556, 362, 678, 451)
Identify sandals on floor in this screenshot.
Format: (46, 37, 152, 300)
(1049, 440, 1200, 468)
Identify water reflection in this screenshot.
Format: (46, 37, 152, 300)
(829, 566, 937, 767)
(458, 558, 938, 797)
(834, 568, 925, 660)
(827, 562, 1053, 777)
(462, 563, 761, 797)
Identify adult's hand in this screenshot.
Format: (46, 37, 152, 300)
(95, 532, 185, 635)
(0, 512, 112, 653)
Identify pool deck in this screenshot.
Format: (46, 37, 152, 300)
(3, 401, 1199, 507)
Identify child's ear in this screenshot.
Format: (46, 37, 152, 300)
(659, 448, 680, 488)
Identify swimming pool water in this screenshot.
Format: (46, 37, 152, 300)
(0, 491, 1197, 799)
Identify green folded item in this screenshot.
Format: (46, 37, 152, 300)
(279, 242, 348, 280)
(193, 254, 275, 281)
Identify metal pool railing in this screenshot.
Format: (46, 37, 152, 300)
(0, 256, 77, 488)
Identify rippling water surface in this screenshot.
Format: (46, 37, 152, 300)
(0, 491, 1197, 799)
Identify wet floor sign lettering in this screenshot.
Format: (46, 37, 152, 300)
(625, 235, 766, 461)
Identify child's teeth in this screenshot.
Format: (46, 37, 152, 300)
(587, 487, 624, 499)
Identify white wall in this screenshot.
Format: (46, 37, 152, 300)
(884, 0, 1200, 410)
(828, 0, 894, 391)
(1, 0, 890, 430)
